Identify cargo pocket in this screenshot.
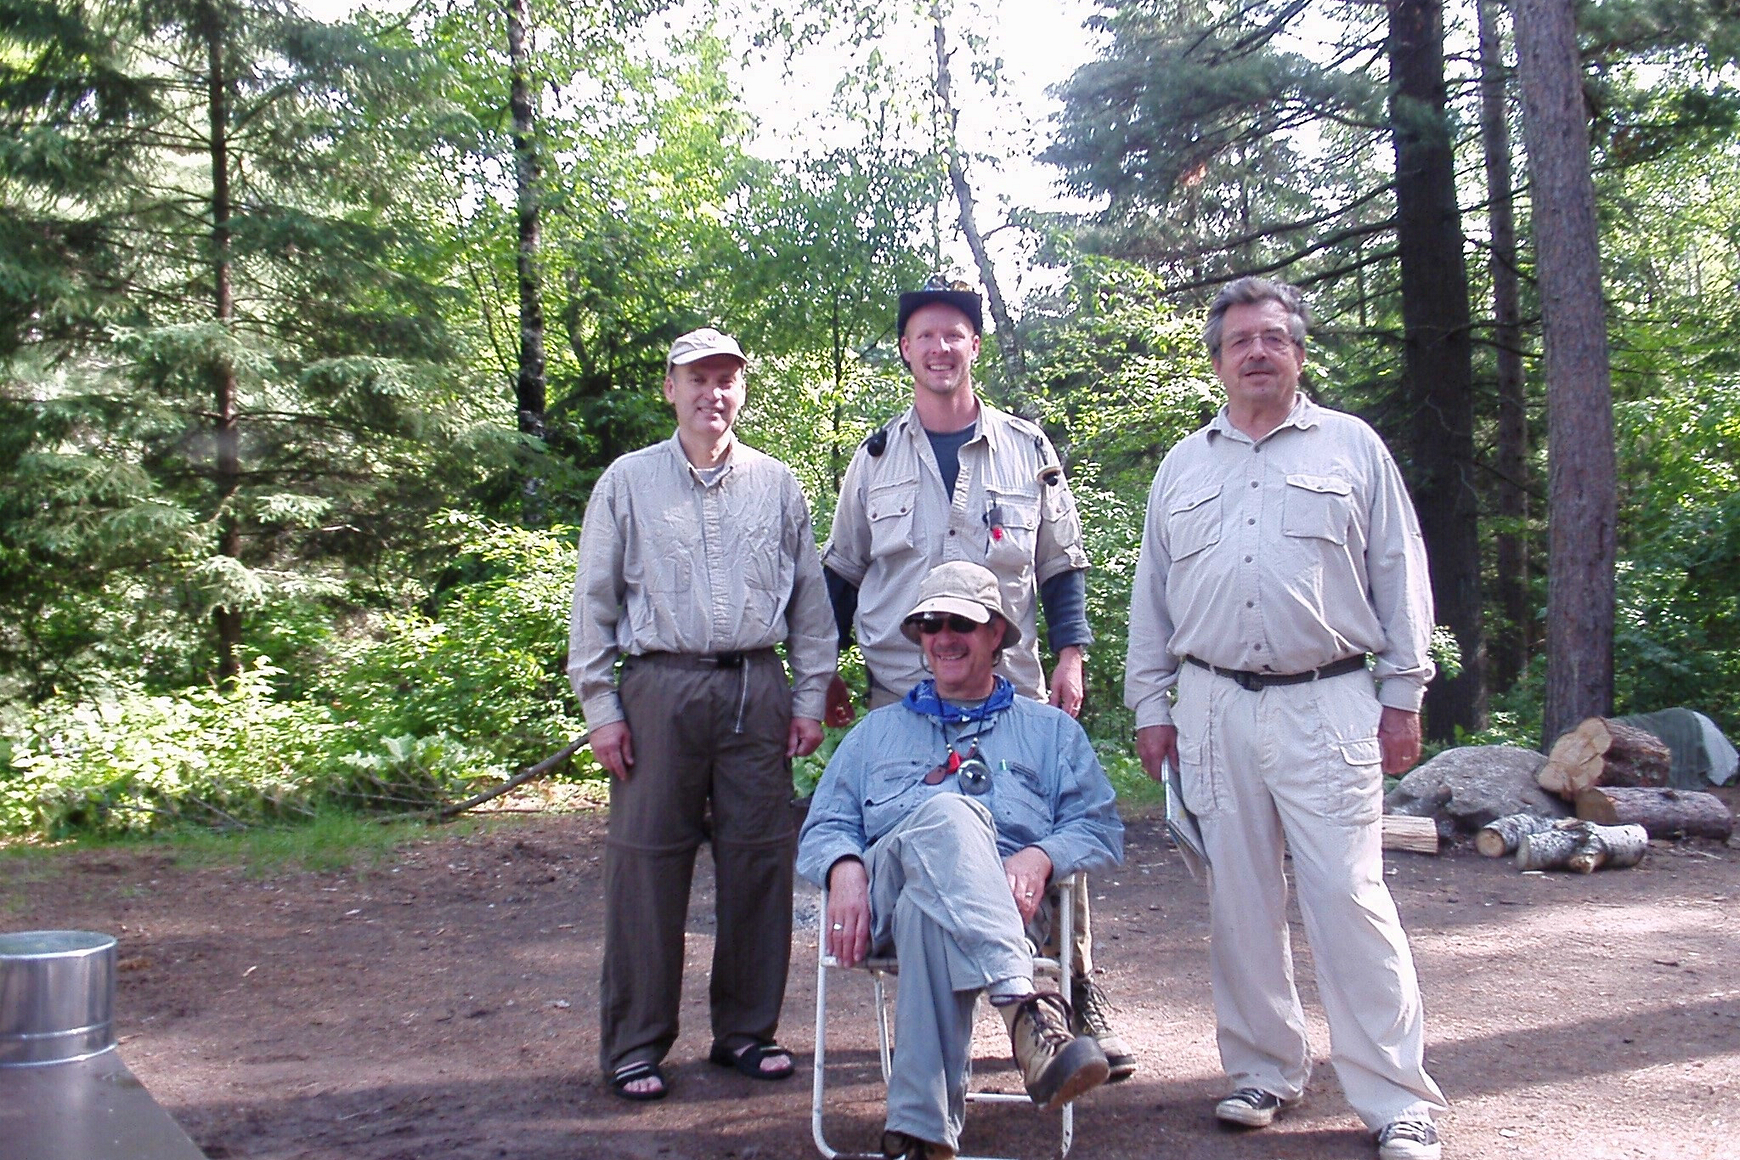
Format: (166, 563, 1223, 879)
(985, 489, 1039, 570)
(1320, 736, 1383, 827)
(1281, 474, 1353, 545)
(1166, 484, 1223, 561)
(867, 480, 917, 558)
(1176, 736, 1228, 818)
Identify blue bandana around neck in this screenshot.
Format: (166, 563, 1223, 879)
(902, 675, 1017, 723)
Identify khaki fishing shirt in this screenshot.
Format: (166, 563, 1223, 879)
(822, 400, 1089, 699)
(1124, 394, 1435, 729)
(568, 432, 836, 729)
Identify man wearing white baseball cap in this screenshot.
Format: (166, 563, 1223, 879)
(798, 561, 1123, 1159)
(570, 325, 836, 1101)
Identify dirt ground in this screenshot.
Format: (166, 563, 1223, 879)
(3, 800, 1738, 1160)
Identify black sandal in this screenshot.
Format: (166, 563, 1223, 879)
(609, 1059, 668, 1101)
(708, 1039, 795, 1081)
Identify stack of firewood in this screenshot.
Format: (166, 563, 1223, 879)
(1477, 716, 1734, 872)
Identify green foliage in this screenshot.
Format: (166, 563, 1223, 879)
(319, 514, 584, 770)
(4, 662, 333, 838)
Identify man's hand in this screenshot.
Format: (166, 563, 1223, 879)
(824, 674, 856, 728)
(591, 720, 635, 781)
(1378, 706, 1423, 775)
(1047, 646, 1086, 718)
(1135, 724, 1178, 782)
(825, 858, 872, 968)
(1003, 846, 1054, 923)
(788, 716, 824, 758)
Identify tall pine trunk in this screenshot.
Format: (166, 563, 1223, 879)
(205, 2, 242, 686)
(1515, 0, 1617, 746)
(1388, 0, 1484, 738)
(508, 0, 547, 524)
(1479, 0, 1531, 693)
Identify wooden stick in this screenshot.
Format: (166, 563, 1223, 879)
(438, 733, 592, 818)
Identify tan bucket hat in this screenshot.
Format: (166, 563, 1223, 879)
(900, 560, 1021, 650)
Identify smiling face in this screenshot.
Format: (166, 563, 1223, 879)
(1211, 299, 1305, 424)
(663, 353, 746, 459)
(899, 302, 981, 401)
(920, 613, 1004, 701)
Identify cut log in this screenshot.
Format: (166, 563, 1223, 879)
(1537, 717, 1671, 800)
(1475, 812, 1557, 857)
(1381, 814, 1439, 854)
(1516, 819, 1649, 873)
(1574, 786, 1734, 842)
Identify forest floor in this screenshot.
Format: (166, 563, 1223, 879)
(3, 792, 1737, 1160)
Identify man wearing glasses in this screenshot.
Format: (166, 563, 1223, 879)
(1125, 278, 1447, 1160)
(569, 327, 835, 1101)
(799, 561, 1122, 1160)
(820, 277, 1135, 1080)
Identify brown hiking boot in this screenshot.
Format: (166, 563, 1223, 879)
(1001, 991, 1109, 1111)
(1071, 973, 1137, 1083)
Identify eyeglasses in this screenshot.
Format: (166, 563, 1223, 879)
(1223, 329, 1299, 356)
(908, 613, 985, 635)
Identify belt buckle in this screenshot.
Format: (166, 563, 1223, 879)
(1232, 669, 1263, 692)
(715, 651, 744, 669)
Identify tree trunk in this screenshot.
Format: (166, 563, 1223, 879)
(1514, 0, 1618, 747)
(1537, 716, 1671, 799)
(205, 4, 241, 687)
(1574, 786, 1734, 842)
(930, 4, 1023, 399)
(1387, 0, 1484, 739)
(1478, 0, 1531, 693)
(508, 0, 547, 523)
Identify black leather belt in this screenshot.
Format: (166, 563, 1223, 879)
(633, 649, 772, 670)
(1184, 653, 1367, 691)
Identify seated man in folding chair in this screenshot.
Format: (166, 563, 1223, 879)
(798, 561, 1125, 1160)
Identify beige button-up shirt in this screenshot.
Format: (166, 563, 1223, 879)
(823, 400, 1089, 699)
(1124, 395, 1435, 728)
(567, 433, 836, 729)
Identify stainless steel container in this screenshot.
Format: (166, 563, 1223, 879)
(0, 930, 117, 1065)
(0, 929, 207, 1160)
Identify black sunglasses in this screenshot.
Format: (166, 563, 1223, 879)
(909, 612, 987, 635)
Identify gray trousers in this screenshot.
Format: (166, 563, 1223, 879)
(598, 651, 794, 1075)
(865, 794, 1034, 1150)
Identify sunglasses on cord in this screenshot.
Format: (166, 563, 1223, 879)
(908, 613, 987, 635)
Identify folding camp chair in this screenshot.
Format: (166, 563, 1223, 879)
(810, 873, 1084, 1160)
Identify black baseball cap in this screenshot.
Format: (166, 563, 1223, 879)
(897, 275, 983, 337)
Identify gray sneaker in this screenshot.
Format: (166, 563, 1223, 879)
(1376, 1118, 1441, 1160)
(1213, 1086, 1301, 1128)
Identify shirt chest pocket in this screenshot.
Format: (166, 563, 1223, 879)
(1166, 485, 1223, 561)
(867, 479, 918, 558)
(985, 488, 1040, 569)
(988, 760, 1051, 841)
(1282, 474, 1354, 545)
(862, 760, 931, 838)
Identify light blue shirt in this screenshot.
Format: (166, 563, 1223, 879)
(797, 696, 1124, 887)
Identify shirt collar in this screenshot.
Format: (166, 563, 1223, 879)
(1207, 392, 1320, 444)
(666, 430, 737, 485)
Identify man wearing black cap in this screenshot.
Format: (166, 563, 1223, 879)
(819, 278, 1134, 1081)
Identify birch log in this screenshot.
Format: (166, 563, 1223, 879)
(1516, 819, 1648, 872)
(1476, 812, 1557, 857)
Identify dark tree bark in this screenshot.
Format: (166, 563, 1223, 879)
(930, 4, 1023, 397)
(508, 0, 547, 522)
(204, 2, 242, 686)
(1387, 0, 1485, 739)
(1514, 0, 1617, 747)
(1478, 0, 1531, 694)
